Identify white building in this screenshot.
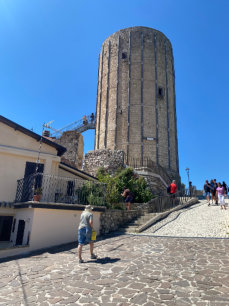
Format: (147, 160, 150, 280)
(0, 115, 103, 260)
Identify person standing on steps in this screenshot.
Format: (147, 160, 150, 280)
(78, 205, 97, 263)
(170, 180, 177, 206)
(210, 179, 215, 204)
(121, 187, 133, 211)
(216, 182, 227, 210)
(212, 179, 218, 205)
(213, 179, 218, 205)
(222, 181, 228, 195)
(203, 180, 211, 206)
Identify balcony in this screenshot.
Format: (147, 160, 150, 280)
(15, 173, 106, 205)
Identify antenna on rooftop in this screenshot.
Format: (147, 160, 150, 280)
(43, 120, 63, 137)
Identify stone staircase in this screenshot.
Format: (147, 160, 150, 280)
(118, 197, 198, 234)
(118, 210, 157, 233)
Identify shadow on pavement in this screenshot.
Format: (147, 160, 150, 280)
(88, 257, 120, 264)
(0, 233, 127, 264)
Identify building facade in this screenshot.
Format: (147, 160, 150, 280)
(0, 115, 98, 259)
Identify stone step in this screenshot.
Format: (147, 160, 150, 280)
(118, 212, 157, 233)
(127, 216, 154, 226)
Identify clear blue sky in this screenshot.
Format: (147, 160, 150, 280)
(1, 0, 229, 190)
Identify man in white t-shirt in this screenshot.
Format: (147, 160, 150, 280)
(78, 205, 97, 263)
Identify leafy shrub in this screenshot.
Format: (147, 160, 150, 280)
(134, 176, 153, 203)
(97, 167, 153, 205)
(76, 181, 107, 206)
(77, 168, 153, 208)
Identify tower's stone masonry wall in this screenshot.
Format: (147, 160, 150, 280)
(54, 131, 84, 169)
(83, 149, 125, 177)
(95, 26, 179, 179)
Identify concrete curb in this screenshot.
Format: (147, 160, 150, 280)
(138, 197, 199, 233)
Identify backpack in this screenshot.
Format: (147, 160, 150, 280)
(167, 186, 171, 193)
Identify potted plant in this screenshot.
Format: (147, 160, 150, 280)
(33, 187, 42, 202)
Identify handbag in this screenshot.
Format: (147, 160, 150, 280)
(91, 229, 97, 241)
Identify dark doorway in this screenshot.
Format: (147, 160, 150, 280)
(0, 216, 13, 241)
(21, 162, 44, 202)
(16, 220, 25, 245)
(24, 162, 44, 178)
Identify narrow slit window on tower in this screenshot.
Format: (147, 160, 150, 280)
(122, 52, 127, 59)
(158, 87, 164, 99)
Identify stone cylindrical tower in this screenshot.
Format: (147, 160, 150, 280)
(95, 26, 179, 176)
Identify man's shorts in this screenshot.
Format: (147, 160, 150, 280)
(204, 192, 210, 197)
(78, 227, 92, 245)
(125, 196, 133, 203)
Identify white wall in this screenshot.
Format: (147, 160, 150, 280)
(0, 123, 60, 202)
(29, 208, 101, 251)
(0, 207, 15, 217)
(0, 207, 101, 259)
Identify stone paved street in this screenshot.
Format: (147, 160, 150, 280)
(145, 200, 229, 238)
(1, 231, 229, 305)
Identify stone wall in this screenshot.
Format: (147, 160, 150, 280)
(136, 168, 181, 194)
(83, 149, 125, 176)
(100, 209, 141, 234)
(54, 131, 84, 169)
(132, 196, 181, 213)
(140, 174, 167, 194)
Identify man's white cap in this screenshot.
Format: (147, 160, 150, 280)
(85, 205, 93, 211)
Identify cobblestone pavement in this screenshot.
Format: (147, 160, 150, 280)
(144, 200, 229, 238)
(1, 233, 229, 305)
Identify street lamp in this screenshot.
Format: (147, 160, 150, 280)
(185, 168, 190, 184)
(185, 168, 190, 196)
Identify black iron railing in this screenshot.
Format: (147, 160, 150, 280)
(15, 173, 106, 205)
(15, 173, 196, 206)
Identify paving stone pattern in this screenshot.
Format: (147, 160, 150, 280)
(144, 200, 229, 238)
(1, 231, 229, 305)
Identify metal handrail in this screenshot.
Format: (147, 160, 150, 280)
(51, 114, 96, 137)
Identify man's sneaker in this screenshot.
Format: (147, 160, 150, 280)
(91, 254, 97, 259)
(79, 259, 84, 263)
